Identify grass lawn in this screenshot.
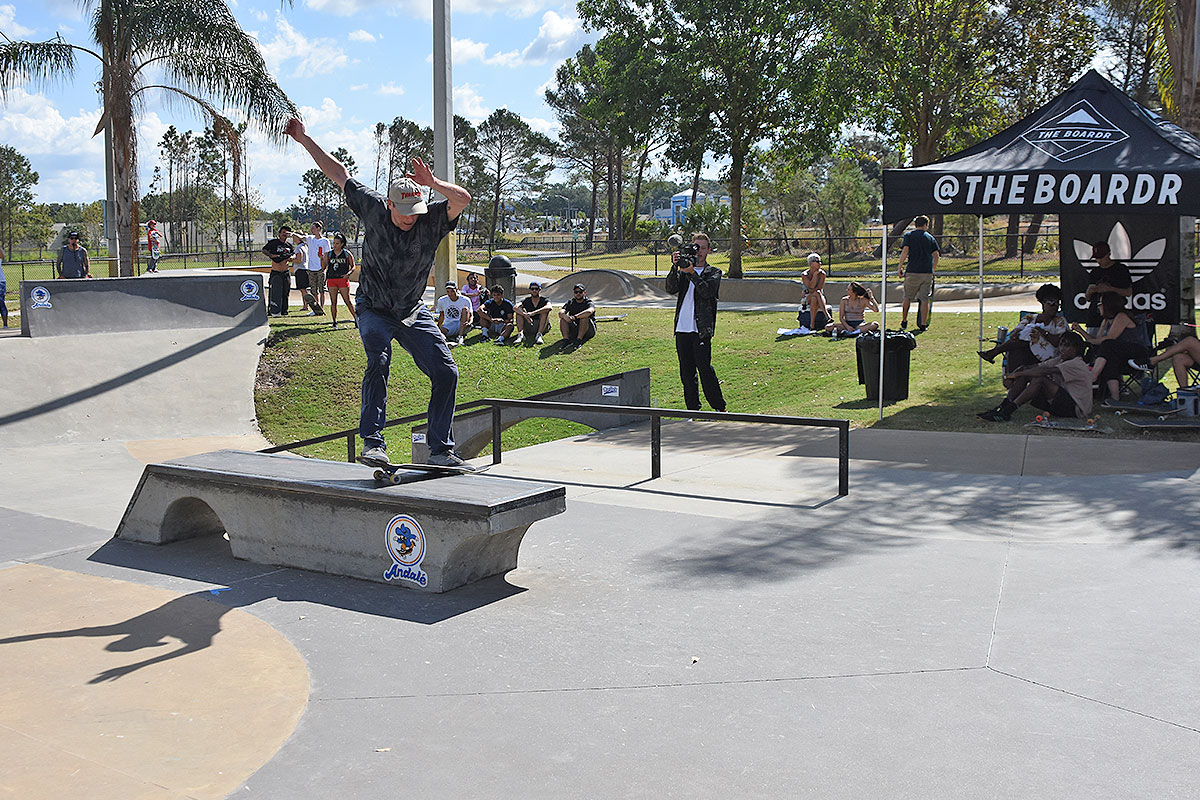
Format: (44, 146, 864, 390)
(254, 308, 1199, 462)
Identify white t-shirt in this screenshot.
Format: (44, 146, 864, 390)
(304, 236, 330, 272)
(675, 278, 698, 334)
(436, 294, 472, 326)
(292, 243, 308, 270)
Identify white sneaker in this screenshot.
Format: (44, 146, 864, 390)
(535, 334, 543, 344)
(514, 333, 525, 345)
(455, 335, 464, 346)
(360, 446, 389, 467)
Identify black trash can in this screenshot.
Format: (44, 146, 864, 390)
(484, 255, 517, 301)
(856, 331, 917, 401)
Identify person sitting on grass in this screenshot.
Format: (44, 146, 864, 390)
(479, 284, 514, 344)
(514, 281, 552, 345)
(460, 272, 485, 330)
(800, 253, 828, 328)
(977, 283, 1066, 376)
(977, 332, 1092, 422)
(558, 283, 596, 349)
(435, 280, 472, 346)
(825, 282, 879, 339)
(1130, 335, 1200, 388)
(1070, 292, 1149, 405)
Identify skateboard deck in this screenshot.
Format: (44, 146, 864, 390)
(1025, 415, 1111, 433)
(357, 457, 489, 485)
(1121, 417, 1200, 430)
(596, 313, 628, 322)
(303, 290, 324, 315)
(1104, 399, 1181, 419)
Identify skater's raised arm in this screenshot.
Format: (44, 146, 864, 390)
(285, 118, 349, 190)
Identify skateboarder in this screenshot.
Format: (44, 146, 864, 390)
(285, 117, 472, 469)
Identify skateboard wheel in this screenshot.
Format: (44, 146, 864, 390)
(1087, 418, 1096, 425)
(1159, 415, 1167, 421)
(1035, 415, 1045, 422)
(373, 469, 385, 481)
(390, 473, 402, 485)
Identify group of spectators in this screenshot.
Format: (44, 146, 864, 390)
(974, 238, 1188, 423)
(261, 221, 358, 329)
(435, 273, 596, 349)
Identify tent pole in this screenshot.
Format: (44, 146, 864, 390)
(879, 223, 887, 422)
(978, 214, 984, 386)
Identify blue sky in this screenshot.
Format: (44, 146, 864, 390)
(0, 0, 595, 210)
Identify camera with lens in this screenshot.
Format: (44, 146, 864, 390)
(675, 241, 700, 270)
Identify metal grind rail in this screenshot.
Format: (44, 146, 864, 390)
(262, 400, 850, 496)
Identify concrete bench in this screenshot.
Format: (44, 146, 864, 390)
(115, 450, 565, 592)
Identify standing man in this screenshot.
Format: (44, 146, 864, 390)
(1083, 240, 1132, 332)
(56, 231, 91, 278)
(515, 281, 552, 345)
(435, 280, 472, 346)
(146, 220, 162, 273)
(294, 221, 330, 313)
(666, 232, 726, 412)
(262, 224, 297, 315)
(558, 283, 596, 348)
(896, 215, 939, 331)
(285, 117, 472, 468)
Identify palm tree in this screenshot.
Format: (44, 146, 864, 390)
(0, 0, 297, 275)
(1150, 1, 1200, 133)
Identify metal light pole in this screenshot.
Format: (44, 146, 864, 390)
(432, 0, 456, 297)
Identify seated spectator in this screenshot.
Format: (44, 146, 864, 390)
(1070, 292, 1150, 404)
(515, 281, 553, 345)
(978, 283, 1066, 378)
(460, 272, 485, 329)
(558, 283, 596, 348)
(799, 253, 828, 329)
(435, 280, 473, 346)
(1131, 336, 1200, 388)
(977, 332, 1092, 422)
(479, 284, 515, 344)
(825, 282, 879, 338)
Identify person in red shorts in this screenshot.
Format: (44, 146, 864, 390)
(323, 231, 357, 329)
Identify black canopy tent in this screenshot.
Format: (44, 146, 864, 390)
(874, 70, 1200, 416)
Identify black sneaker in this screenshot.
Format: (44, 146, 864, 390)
(1127, 358, 1151, 373)
(977, 409, 1008, 422)
(900, 320, 908, 330)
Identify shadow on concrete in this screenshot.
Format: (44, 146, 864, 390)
(0, 324, 266, 430)
(0, 590, 231, 684)
(86, 536, 526, 627)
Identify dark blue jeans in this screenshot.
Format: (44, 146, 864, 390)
(357, 306, 458, 455)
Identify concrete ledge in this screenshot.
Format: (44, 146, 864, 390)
(115, 450, 565, 592)
(412, 368, 651, 461)
(19, 273, 266, 337)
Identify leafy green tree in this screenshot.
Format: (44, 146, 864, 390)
(579, 0, 856, 277)
(300, 147, 356, 231)
(17, 206, 55, 256)
(476, 108, 554, 249)
(386, 117, 433, 186)
(0, 0, 298, 275)
(0, 145, 38, 255)
(680, 201, 730, 237)
(813, 157, 873, 241)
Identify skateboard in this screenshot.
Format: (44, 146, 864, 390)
(1121, 417, 1200, 431)
(357, 456, 489, 485)
(1104, 399, 1181, 420)
(302, 290, 324, 315)
(596, 313, 628, 322)
(1025, 415, 1111, 433)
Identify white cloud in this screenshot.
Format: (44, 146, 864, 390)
(0, 4, 35, 37)
(348, 29, 375, 42)
(454, 84, 490, 124)
(519, 9, 580, 65)
(307, 0, 544, 20)
(349, 84, 368, 92)
(250, 8, 269, 22)
(525, 116, 559, 136)
(0, 89, 103, 159)
(377, 82, 405, 96)
(299, 97, 343, 129)
(258, 15, 350, 78)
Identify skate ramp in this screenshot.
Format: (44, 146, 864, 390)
(19, 273, 266, 337)
(541, 269, 671, 303)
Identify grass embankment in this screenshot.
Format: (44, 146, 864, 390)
(255, 309, 1198, 461)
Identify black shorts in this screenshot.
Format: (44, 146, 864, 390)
(1032, 384, 1078, 418)
(294, 269, 310, 290)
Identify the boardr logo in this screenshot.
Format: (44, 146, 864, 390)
(29, 286, 51, 309)
(383, 514, 428, 586)
(239, 279, 261, 302)
(1020, 100, 1129, 162)
(1071, 221, 1168, 312)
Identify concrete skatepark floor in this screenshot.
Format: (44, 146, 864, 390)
(2, 298, 1200, 798)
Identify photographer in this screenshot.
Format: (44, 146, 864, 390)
(666, 232, 727, 413)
